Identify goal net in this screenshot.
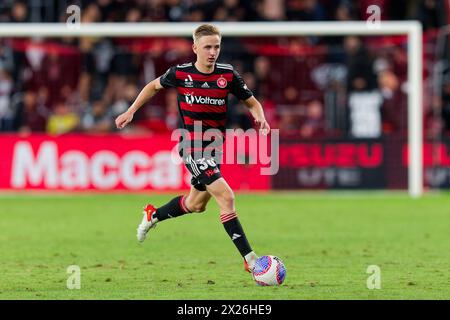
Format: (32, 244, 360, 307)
(0, 22, 425, 196)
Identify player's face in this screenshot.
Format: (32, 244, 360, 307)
(193, 35, 221, 68)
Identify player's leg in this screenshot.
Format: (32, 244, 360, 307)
(136, 191, 192, 242)
(206, 177, 259, 272)
(184, 185, 212, 213)
(152, 175, 213, 220)
(136, 179, 212, 242)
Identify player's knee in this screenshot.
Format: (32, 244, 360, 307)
(190, 203, 207, 213)
(184, 197, 207, 213)
(220, 189, 235, 206)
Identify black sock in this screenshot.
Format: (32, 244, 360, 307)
(221, 213, 252, 257)
(153, 195, 191, 222)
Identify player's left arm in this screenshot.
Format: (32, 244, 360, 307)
(243, 96, 271, 135)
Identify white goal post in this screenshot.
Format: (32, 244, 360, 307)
(0, 21, 423, 197)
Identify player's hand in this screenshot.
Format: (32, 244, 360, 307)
(115, 111, 134, 129)
(255, 118, 270, 136)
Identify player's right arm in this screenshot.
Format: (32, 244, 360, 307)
(115, 77, 164, 129)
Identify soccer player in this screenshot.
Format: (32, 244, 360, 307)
(115, 24, 270, 273)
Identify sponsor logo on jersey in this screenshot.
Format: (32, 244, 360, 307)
(185, 93, 195, 104)
(185, 94, 225, 106)
(201, 82, 210, 88)
(217, 76, 227, 88)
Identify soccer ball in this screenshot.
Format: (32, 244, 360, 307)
(252, 255, 286, 286)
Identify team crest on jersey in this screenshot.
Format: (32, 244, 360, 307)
(217, 76, 227, 88)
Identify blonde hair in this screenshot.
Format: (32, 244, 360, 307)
(193, 24, 221, 43)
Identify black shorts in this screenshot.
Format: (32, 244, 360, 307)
(183, 154, 222, 191)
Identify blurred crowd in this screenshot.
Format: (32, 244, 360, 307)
(0, 0, 447, 26)
(0, 0, 449, 139)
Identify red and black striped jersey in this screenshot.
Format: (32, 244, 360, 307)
(159, 62, 253, 133)
(159, 62, 253, 155)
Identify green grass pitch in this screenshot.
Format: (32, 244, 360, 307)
(0, 192, 449, 300)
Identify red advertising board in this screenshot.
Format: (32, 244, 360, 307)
(274, 138, 450, 190)
(5, 135, 450, 191)
(0, 134, 270, 191)
(275, 140, 386, 189)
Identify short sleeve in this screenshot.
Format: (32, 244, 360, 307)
(159, 66, 177, 88)
(229, 69, 253, 101)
